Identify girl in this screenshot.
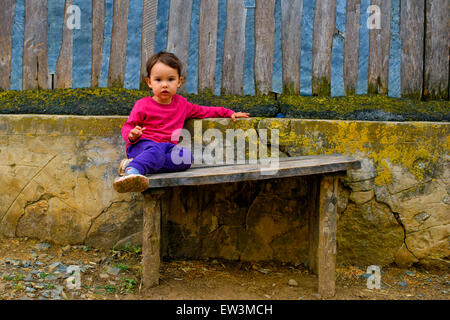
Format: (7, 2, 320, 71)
(113, 51, 250, 193)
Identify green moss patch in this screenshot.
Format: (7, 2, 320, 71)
(0, 88, 448, 122)
(280, 94, 449, 122)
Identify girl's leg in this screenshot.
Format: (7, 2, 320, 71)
(126, 140, 167, 175)
(157, 144, 193, 173)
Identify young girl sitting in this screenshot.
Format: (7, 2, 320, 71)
(113, 51, 250, 193)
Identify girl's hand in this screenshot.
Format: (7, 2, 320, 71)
(231, 112, 250, 122)
(128, 126, 146, 142)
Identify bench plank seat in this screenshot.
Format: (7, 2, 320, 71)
(146, 155, 361, 188)
(139, 154, 361, 298)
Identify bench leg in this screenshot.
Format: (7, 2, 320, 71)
(142, 190, 165, 290)
(309, 175, 338, 298)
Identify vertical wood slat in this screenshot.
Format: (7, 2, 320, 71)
(198, 0, 218, 93)
(222, 0, 246, 95)
(91, 0, 105, 88)
(141, 0, 158, 88)
(281, 0, 303, 95)
(254, 0, 276, 95)
(108, 0, 129, 87)
(308, 176, 319, 275)
(166, 0, 193, 93)
(55, 0, 74, 89)
(367, 0, 392, 95)
(317, 175, 338, 298)
(0, 0, 15, 90)
(312, 0, 337, 96)
(142, 191, 164, 289)
(23, 0, 49, 90)
(343, 0, 361, 96)
(400, 0, 425, 100)
(424, 0, 449, 100)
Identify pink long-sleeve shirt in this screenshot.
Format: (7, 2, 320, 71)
(121, 94, 235, 147)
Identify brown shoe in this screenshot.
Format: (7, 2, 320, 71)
(118, 158, 133, 176)
(113, 174, 149, 193)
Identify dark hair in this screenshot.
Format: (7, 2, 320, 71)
(146, 51, 183, 78)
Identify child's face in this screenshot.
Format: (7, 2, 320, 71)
(146, 62, 182, 104)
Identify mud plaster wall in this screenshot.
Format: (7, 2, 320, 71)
(0, 115, 448, 268)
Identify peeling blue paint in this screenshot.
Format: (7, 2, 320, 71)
(48, 0, 65, 75)
(214, 0, 227, 96)
(300, 0, 315, 96)
(72, 0, 92, 88)
(186, 0, 200, 94)
(10, 0, 25, 91)
(99, 0, 114, 88)
(243, 6, 255, 96)
(331, 0, 347, 97)
(357, 0, 370, 95)
(124, 0, 143, 89)
(155, 0, 170, 53)
(271, 0, 282, 94)
(388, 0, 401, 98)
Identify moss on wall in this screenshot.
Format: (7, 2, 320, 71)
(0, 88, 448, 121)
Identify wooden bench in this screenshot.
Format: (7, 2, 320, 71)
(136, 154, 360, 298)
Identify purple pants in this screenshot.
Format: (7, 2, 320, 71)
(126, 139, 193, 175)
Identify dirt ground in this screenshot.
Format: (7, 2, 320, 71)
(0, 237, 448, 301)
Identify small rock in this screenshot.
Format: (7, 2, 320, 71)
(257, 268, 270, 274)
(23, 273, 34, 282)
(288, 279, 298, 287)
(36, 243, 51, 251)
(99, 273, 109, 279)
(398, 280, 408, 287)
(105, 266, 121, 276)
(48, 262, 61, 272)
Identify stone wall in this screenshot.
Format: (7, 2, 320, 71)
(0, 115, 448, 269)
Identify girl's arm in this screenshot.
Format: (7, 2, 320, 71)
(186, 100, 249, 120)
(121, 103, 144, 144)
(186, 101, 235, 119)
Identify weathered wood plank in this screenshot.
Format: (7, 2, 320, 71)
(108, 0, 129, 87)
(198, 0, 218, 93)
(281, 0, 303, 95)
(0, 0, 15, 90)
(254, 0, 276, 95)
(141, 0, 158, 89)
(91, 0, 105, 87)
(22, 0, 49, 90)
(367, 0, 392, 95)
(142, 190, 165, 289)
(166, 0, 193, 93)
(308, 175, 319, 274)
(146, 155, 361, 188)
(222, 0, 246, 95)
(400, 0, 425, 100)
(312, 0, 337, 96)
(55, 0, 74, 89)
(424, 0, 449, 100)
(316, 175, 338, 298)
(343, 0, 361, 95)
